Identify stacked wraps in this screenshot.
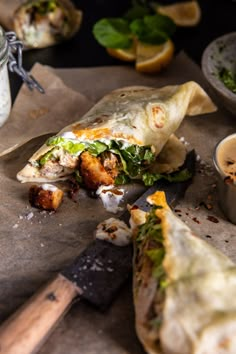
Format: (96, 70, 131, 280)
(130, 191, 236, 354)
(0, 0, 82, 48)
(17, 82, 216, 189)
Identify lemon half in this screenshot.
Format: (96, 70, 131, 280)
(157, 1, 201, 27)
(135, 40, 174, 73)
(106, 43, 136, 62)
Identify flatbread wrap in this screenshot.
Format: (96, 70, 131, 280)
(17, 82, 216, 189)
(130, 191, 236, 354)
(0, 0, 82, 48)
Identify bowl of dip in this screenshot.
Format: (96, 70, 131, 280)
(213, 133, 236, 224)
(201, 32, 236, 115)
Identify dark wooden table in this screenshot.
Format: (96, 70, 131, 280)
(10, 0, 236, 100)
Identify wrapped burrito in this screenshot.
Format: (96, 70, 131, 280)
(0, 0, 82, 48)
(130, 191, 236, 354)
(17, 82, 216, 189)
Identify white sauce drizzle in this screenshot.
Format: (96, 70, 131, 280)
(95, 217, 132, 246)
(96, 185, 124, 214)
(41, 183, 58, 192)
(60, 131, 77, 139)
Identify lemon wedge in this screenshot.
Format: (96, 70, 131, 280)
(135, 39, 174, 73)
(106, 43, 136, 62)
(157, 1, 201, 27)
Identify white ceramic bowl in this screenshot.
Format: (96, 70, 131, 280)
(201, 32, 236, 115)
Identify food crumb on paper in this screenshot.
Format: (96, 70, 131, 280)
(26, 212, 34, 220)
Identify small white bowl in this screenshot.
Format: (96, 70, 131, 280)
(201, 32, 236, 115)
(213, 133, 236, 224)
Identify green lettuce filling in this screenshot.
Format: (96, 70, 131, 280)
(136, 206, 167, 329)
(137, 206, 166, 285)
(38, 136, 192, 186)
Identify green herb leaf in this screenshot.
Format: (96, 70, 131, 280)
(130, 14, 175, 44)
(92, 18, 133, 49)
(124, 1, 151, 22)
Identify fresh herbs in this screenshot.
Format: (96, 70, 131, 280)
(92, 1, 176, 49)
(93, 18, 133, 49)
(218, 67, 236, 94)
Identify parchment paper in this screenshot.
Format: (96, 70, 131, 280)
(0, 63, 93, 156)
(0, 52, 235, 354)
(0, 0, 21, 29)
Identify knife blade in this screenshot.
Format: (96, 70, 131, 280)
(0, 150, 195, 354)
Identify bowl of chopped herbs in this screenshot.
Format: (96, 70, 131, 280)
(202, 32, 236, 115)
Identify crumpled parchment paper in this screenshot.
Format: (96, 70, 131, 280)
(0, 63, 93, 156)
(0, 52, 235, 354)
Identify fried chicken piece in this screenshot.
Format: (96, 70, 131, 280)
(79, 151, 114, 190)
(29, 184, 64, 211)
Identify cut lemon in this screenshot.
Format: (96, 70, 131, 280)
(106, 43, 136, 62)
(135, 39, 174, 74)
(157, 1, 201, 27)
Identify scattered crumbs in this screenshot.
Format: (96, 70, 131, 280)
(12, 223, 19, 229)
(90, 263, 103, 271)
(59, 224, 62, 227)
(107, 267, 114, 272)
(40, 243, 44, 247)
(207, 215, 219, 223)
(178, 214, 182, 217)
(18, 215, 23, 220)
(185, 212, 189, 216)
(83, 265, 87, 270)
(26, 212, 34, 220)
(196, 154, 201, 161)
(82, 285, 87, 290)
(174, 209, 181, 213)
(205, 235, 212, 238)
(225, 240, 229, 243)
(192, 217, 200, 224)
(73, 274, 78, 278)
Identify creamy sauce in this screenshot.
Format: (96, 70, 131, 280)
(61, 131, 77, 139)
(217, 135, 236, 183)
(95, 217, 132, 246)
(96, 185, 124, 213)
(0, 63, 11, 127)
(41, 183, 58, 192)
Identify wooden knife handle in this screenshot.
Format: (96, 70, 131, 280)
(0, 274, 79, 354)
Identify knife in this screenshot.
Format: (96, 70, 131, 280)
(0, 150, 195, 354)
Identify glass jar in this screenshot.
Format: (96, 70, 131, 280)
(0, 26, 11, 127)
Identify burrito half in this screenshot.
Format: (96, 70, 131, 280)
(130, 191, 236, 354)
(17, 82, 216, 189)
(13, 0, 82, 48)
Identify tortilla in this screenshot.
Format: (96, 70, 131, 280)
(17, 82, 216, 189)
(130, 191, 236, 354)
(0, 0, 82, 49)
